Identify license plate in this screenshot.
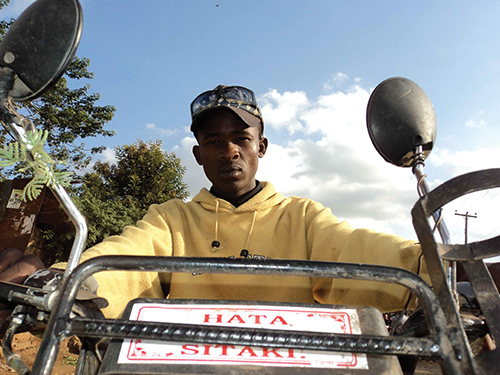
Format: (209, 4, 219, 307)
(118, 304, 368, 369)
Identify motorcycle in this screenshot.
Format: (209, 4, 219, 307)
(0, 1, 499, 374)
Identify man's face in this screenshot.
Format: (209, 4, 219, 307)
(193, 109, 268, 199)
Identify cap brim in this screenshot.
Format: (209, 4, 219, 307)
(190, 106, 261, 132)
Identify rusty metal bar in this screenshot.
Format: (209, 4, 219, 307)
(70, 317, 441, 357)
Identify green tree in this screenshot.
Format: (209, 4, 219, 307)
(0, 1, 13, 38)
(76, 140, 189, 248)
(0, 0, 116, 180)
(40, 140, 189, 262)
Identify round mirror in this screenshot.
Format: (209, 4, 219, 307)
(366, 77, 437, 167)
(0, 0, 83, 101)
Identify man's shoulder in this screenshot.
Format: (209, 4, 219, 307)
(259, 182, 322, 205)
(283, 195, 325, 211)
(148, 198, 198, 216)
(263, 188, 325, 213)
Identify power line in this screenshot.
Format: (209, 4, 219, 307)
(478, 225, 500, 241)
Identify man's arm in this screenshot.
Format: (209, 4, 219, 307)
(305, 201, 500, 311)
(301, 200, 428, 311)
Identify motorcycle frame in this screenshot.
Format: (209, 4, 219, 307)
(30, 169, 500, 375)
(32, 256, 469, 375)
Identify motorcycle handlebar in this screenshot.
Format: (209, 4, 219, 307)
(0, 281, 49, 310)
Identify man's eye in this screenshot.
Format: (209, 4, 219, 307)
(206, 139, 219, 145)
(237, 137, 250, 141)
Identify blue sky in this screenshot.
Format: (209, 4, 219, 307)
(3, 0, 500, 245)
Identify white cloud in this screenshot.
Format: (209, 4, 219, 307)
(80, 147, 117, 174)
(464, 111, 486, 128)
(430, 147, 500, 176)
(302, 85, 369, 135)
(322, 72, 350, 91)
(465, 119, 486, 128)
(100, 147, 118, 165)
(259, 90, 310, 133)
(334, 72, 349, 84)
(145, 123, 178, 137)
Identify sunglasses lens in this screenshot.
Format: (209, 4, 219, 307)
(223, 87, 255, 104)
(191, 92, 218, 115)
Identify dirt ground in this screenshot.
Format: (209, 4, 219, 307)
(0, 333, 442, 375)
(0, 332, 78, 375)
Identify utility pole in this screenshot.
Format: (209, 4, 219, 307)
(455, 211, 477, 244)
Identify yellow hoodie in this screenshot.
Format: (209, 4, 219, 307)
(76, 182, 426, 318)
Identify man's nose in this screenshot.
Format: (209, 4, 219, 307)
(220, 142, 239, 160)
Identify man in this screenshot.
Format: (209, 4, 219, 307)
(0, 85, 427, 320)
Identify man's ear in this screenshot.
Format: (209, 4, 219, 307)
(193, 145, 202, 165)
(258, 137, 268, 158)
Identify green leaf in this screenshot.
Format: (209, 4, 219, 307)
(0, 129, 72, 201)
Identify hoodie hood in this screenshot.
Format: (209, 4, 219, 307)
(193, 181, 286, 213)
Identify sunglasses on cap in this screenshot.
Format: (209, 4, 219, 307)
(190, 85, 263, 127)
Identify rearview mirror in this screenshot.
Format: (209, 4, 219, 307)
(366, 77, 437, 167)
(0, 0, 83, 101)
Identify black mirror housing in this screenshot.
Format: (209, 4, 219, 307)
(0, 0, 83, 101)
(366, 77, 437, 167)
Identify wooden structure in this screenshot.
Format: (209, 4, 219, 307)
(0, 178, 72, 266)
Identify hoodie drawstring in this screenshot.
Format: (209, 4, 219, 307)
(211, 199, 222, 251)
(210, 200, 258, 256)
(241, 210, 257, 254)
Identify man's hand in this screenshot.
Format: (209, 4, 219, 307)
(0, 248, 44, 332)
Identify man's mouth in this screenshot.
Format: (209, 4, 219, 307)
(219, 164, 242, 177)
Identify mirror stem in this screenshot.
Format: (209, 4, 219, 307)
(412, 146, 458, 302)
(0, 68, 87, 281)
